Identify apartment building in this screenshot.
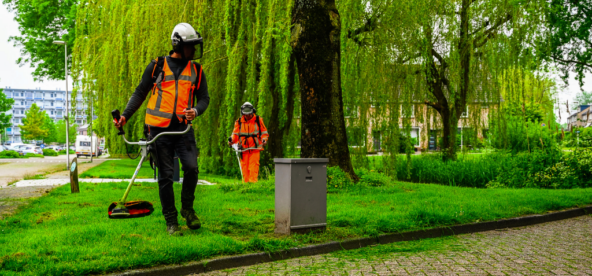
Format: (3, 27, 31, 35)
(2, 87, 95, 143)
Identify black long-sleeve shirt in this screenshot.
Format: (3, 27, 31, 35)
(122, 55, 210, 130)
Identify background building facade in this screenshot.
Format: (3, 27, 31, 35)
(2, 86, 94, 143)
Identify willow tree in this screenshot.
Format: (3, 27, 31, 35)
(73, 0, 299, 176)
(341, 0, 546, 161)
(292, 0, 358, 180)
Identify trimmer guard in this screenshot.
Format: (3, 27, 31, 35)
(108, 201, 154, 219)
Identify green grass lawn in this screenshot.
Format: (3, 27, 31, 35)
(1, 180, 592, 275)
(79, 159, 238, 184)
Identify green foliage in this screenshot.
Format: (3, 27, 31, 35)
(537, 0, 592, 85)
(487, 148, 563, 188)
(73, 0, 298, 176)
(488, 114, 558, 154)
(0, 89, 15, 137)
(0, 150, 21, 158)
(42, 114, 57, 143)
(356, 168, 391, 187)
(327, 166, 355, 192)
(42, 148, 58, 156)
(2, 0, 76, 81)
(490, 149, 592, 189)
(20, 104, 48, 141)
(386, 154, 503, 188)
(24, 153, 44, 158)
(57, 149, 75, 155)
(55, 120, 77, 145)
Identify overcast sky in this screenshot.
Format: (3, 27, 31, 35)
(1, 4, 591, 123)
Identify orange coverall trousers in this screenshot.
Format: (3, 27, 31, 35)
(240, 149, 260, 183)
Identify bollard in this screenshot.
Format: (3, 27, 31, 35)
(70, 157, 80, 193)
(274, 158, 328, 235)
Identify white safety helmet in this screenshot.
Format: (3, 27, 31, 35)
(171, 23, 203, 59)
(241, 102, 256, 115)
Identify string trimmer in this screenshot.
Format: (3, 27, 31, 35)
(108, 109, 192, 219)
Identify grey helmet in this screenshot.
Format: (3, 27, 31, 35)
(241, 102, 256, 115)
(171, 23, 203, 60)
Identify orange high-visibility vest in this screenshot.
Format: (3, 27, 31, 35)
(145, 57, 203, 128)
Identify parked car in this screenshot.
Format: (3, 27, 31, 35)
(47, 145, 62, 152)
(7, 143, 25, 151)
(21, 146, 43, 155)
(0, 145, 7, 152)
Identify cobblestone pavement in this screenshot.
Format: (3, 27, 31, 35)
(194, 215, 592, 275)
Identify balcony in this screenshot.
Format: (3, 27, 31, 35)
(13, 94, 24, 99)
(56, 107, 63, 109)
(56, 98, 63, 101)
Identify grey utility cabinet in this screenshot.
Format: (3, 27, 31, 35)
(274, 158, 328, 235)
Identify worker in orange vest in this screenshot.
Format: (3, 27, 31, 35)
(227, 102, 269, 182)
(113, 23, 209, 235)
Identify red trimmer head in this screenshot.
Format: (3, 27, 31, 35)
(108, 201, 154, 219)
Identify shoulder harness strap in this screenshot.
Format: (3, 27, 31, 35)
(151, 56, 166, 84)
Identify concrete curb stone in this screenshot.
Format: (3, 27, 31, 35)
(107, 205, 592, 276)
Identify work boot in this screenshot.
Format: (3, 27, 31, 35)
(164, 210, 181, 236)
(166, 223, 182, 236)
(181, 209, 201, 230)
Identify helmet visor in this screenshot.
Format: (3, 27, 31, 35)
(186, 39, 203, 60)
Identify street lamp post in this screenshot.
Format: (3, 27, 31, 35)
(53, 40, 70, 170)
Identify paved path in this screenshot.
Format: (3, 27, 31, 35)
(195, 215, 592, 275)
(12, 178, 216, 187)
(0, 156, 111, 187)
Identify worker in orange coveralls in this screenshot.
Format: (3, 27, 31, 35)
(227, 102, 269, 182)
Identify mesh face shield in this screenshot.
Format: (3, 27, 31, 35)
(241, 105, 254, 115)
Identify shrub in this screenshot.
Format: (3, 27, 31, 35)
(488, 115, 558, 154)
(486, 148, 563, 188)
(391, 153, 504, 188)
(489, 149, 592, 189)
(43, 149, 58, 156)
(24, 153, 44, 158)
(327, 166, 355, 192)
(58, 149, 75, 155)
(0, 150, 21, 158)
(356, 168, 391, 187)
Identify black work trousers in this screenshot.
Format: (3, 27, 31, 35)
(150, 124, 198, 224)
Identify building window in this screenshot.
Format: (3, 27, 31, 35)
(372, 130, 382, 152)
(20, 110, 24, 114)
(402, 105, 415, 118)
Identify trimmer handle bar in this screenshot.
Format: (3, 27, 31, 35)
(111, 109, 192, 145)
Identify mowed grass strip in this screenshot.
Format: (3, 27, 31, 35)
(1, 180, 592, 275)
(79, 159, 239, 184)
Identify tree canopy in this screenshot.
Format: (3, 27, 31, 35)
(3, 0, 76, 81)
(69, 0, 564, 176)
(20, 103, 48, 141)
(0, 89, 15, 139)
(538, 0, 592, 86)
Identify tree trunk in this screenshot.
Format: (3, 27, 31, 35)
(261, 39, 281, 168)
(292, 0, 358, 180)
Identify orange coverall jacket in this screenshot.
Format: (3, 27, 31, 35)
(231, 115, 269, 182)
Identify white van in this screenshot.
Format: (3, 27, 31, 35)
(75, 135, 100, 157)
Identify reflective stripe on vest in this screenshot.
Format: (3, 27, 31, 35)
(145, 57, 203, 128)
